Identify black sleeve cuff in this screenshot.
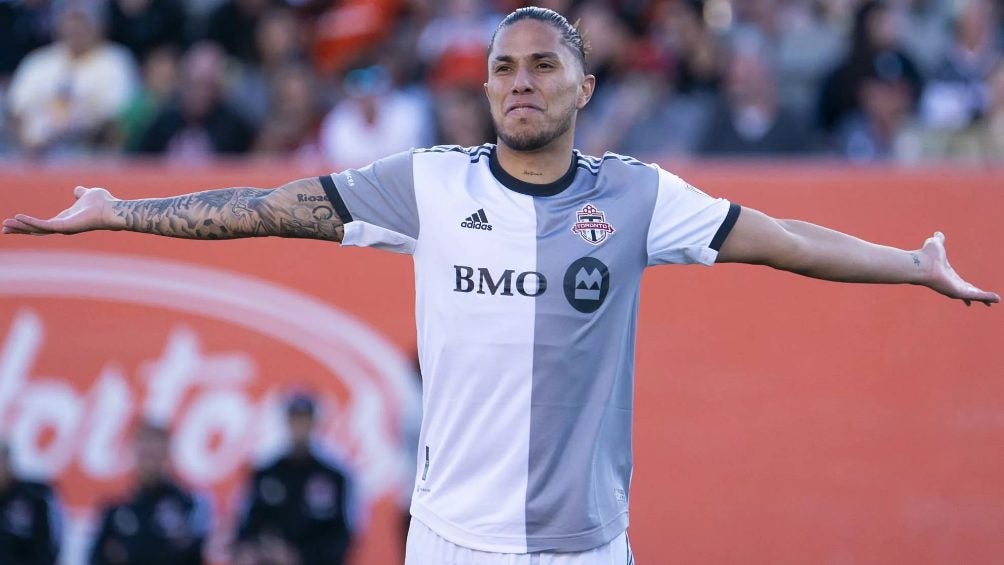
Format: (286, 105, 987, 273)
(319, 175, 353, 224)
(709, 203, 741, 252)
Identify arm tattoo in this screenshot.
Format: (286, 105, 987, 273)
(112, 181, 343, 241)
(911, 253, 921, 267)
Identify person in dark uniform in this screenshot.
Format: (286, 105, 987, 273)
(89, 423, 210, 565)
(234, 393, 357, 565)
(0, 442, 61, 565)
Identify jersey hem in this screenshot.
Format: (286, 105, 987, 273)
(411, 503, 629, 554)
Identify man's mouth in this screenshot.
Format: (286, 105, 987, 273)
(506, 104, 543, 115)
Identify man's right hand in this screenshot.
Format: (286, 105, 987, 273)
(3, 186, 119, 235)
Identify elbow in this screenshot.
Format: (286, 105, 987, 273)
(762, 220, 814, 274)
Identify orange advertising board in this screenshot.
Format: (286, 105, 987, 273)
(1, 161, 1002, 564)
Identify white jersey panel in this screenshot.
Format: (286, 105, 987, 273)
(645, 166, 736, 266)
(410, 148, 537, 552)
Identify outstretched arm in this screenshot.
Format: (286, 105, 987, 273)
(2, 177, 343, 241)
(717, 207, 999, 306)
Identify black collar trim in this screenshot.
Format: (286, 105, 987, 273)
(488, 146, 578, 197)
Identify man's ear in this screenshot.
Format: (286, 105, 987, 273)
(578, 74, 596, 109)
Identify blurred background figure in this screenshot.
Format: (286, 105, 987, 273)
(117, 45, 180, 151)
(204, 0, 280, 67)
(0, 442, 61, 565)
(698, 27, 813, 156)
(89, 423, 210, 565)
(230, 7, 308, 129)
(252, 64, 324, 158)
(919, 0, 1002, 132)
(106, 0, 186, 65)
(834, 50, 921, 161)
(0, 0, 54, 82)
(319, 65, 431, 168)
(234, 393, 357, 565)
(431, 86, 493, 147)
(416, 0, 496, 91)
(816, 0, 923, 142)
(133, 42, 254, 159)
(6, 0, 137, 157)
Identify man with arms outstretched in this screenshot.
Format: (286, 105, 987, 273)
(3, 8, 998, 565)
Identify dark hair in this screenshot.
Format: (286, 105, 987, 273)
(489, 7, 587, 70)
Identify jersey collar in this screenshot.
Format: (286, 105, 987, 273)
(488, 146, 578, 197)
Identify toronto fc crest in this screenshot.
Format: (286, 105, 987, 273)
(571, 203, 615, 245)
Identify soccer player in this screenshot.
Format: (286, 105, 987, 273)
(3, 7, 998, 565)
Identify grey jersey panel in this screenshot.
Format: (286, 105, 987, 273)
(525, 157, 658, 551)
(329, 150, 419, 240)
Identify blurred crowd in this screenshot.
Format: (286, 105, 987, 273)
(1, 0, 1002, 165)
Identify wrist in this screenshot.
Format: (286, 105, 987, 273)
(908, 249, 932, 285)
(106, 198, 128, 230)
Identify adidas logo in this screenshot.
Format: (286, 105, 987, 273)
(460, 208, 493, 231)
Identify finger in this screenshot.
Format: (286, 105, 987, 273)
(964, 299, 971, 307)
(73, 186, 87, 199)
(13, 214, 61, 231)
(963, 288, 1001, 303)
(934, 231, 945, 242)
(4, 216, 48, 234)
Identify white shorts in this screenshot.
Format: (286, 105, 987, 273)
(404, 518, 636, 565)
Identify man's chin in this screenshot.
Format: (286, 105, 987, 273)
(498, 130, 555, 152)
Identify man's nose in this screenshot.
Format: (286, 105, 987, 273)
(512, 65, 534, 93)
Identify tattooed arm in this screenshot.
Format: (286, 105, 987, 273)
(2, 178, 343, 242)
(716, 207, 998, 306)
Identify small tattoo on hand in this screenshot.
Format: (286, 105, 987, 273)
(911, 253, 921, 267)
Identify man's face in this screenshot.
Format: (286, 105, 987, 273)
(485, 20, 594, 152)
(134, 430, 170, 480)
(288, 412, 314, 446)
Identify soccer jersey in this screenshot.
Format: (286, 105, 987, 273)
(320, 144, 740, 553)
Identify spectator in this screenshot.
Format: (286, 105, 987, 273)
(229, 7, 307, 127)
(118, 46, 180, 151)
(6, 0, 137, 156)
(0, 442, 61, 565)
(905, 58, 1004, 163)
(106, 0, 187, 65)
(834, 51, 920, 162)
(655, 0, 724, 95)
(416, 0, 496, 90)
(252, 64, 324, 158)
(89, 423, 210, 565)
(920, 0, 1002, 130)
(816, 0, 923, 136)
(733, 0, 844, 122)
(431, 86, 494, 147)
(234, 393, 357, 565)
(698, 27, 814, 156)
(319, 65, 431, 168)
(205, 0, 283, 66)
(0, 0, 54, 81)
(134, 42, 255, 158)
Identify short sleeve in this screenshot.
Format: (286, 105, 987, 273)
(646, 166, 741, 266)
(320, 150, 419, 254)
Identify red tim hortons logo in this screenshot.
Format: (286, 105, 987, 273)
(571, 203, 616, 245)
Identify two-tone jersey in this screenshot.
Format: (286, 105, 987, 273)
(320, 144, 740, 553)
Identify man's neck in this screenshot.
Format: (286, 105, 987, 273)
(495, 135, 575, 185)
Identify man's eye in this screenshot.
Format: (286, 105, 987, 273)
(495, 65, 511, 73)
(538, 62, 555, 70)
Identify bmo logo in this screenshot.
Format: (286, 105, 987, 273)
(453, 265, 546, 297)
(563, 257, 610, 313)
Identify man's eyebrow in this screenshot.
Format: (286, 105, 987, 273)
(490, 52, 562, 64)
